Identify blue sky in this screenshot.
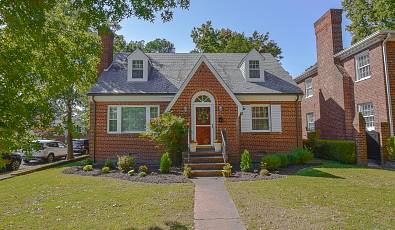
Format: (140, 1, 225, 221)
(119, 0, 352, 77)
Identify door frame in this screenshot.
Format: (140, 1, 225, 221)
(191, 91, 215, 146)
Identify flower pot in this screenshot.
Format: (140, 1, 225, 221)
(214, 142, 222, 152)
(190, 142, 197, 152)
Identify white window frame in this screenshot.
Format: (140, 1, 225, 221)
(305, 77, 313, 98)
(250, 105, 271, 132)
(306, 112, 315, 132)
(131, 60, 144, 79)
(107, 105, 160, 134)
(249, 60, 260, 79)
(358, 102, 375, 131)
(355, 51, 371, 82)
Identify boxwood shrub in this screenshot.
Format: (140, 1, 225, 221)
(315, 140, 356, 164)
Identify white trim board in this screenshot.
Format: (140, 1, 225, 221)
(236, 94, 300, 102)
(89, 95, 174, 102)
(164, 55, 243, 114)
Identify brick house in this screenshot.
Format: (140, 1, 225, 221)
(295, 9, 395, 163)
(88, 32, 303, 175)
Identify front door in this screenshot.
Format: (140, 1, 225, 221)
(195, 106, 211, 145)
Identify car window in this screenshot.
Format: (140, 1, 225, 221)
(57, 142, 65, 148)
(47, 142, 58, 148)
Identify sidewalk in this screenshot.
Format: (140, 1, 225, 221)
(192, 177, 245, 230)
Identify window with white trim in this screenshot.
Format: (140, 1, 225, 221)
(358, 102, 374, 130)
(107, 105, 159, 133)
(306, 112, 315, 132)
(355, 51, 371, 81)
(251, 105, 270, 131)
(132, 60, 144, 79)
(305, 78, 313, 98)
(249, 60, 260, 78)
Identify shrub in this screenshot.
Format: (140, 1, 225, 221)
(387, 136, 395, 161)
(128, 169, 135, 176)
(221, 163, 232, 177)
(315, 140, 356, 164)
(139, 165, 148, 173)
(287, 152, 299, 165)
(138, 171, 147, 177)
(289, 148, 313, 164)
(104, 158, 115, 169)
(260, 169, 270, 176)
(183, 164, 192, 178)
(240, 149, 252, 172)
(261, 154, 281, 170)
(117, 155, 135, 173)
(278, 153, 289, 167)
(81, 158, 93, 166)
(83, 165, 93, 171)
(160, 152, 172, 173)
(101, 166, 110, 173)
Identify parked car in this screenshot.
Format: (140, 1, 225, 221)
(0, 152, 22, 172)
(21, 140, 67, 163)
(72, 139, 89, 155)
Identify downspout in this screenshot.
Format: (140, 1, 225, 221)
(295, 94, 300, 147)
(383, 33, 393, 136)
(92, 96, 97, 163)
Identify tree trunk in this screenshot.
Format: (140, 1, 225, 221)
(66, 97, 74, 160)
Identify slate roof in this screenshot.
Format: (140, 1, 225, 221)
(88, 52, 302, 95)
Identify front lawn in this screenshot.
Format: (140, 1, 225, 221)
(0, 164, 194, 229)
(227, 162, 395, 229)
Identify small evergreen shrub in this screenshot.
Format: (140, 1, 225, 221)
(387, 136, 395, 161)
(315, 140, 356, 164)
(261, 154, 282, 170)
(222, 163, 232, 177)
(81, 158, 93, 166)
(160, 152, 172, 173)
(138, 171, 147, 177)
(117, 155, 135, 173)
(104, 158, 115, 169)
(101, 166, 110, 173)
(240, 149, 252, 172)
(183, 164, 192, 178)
(83, 165, 93, 171)
(139, 165, 148, 173)
(128, 169, 135, 176)
(278, 153, 289, 167)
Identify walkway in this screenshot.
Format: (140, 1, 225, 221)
(192, 177, 245, 230)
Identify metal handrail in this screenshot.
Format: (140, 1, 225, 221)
(221, 129, 227, 163)
(186, 127, 191, 164)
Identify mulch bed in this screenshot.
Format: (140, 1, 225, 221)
(227, 163, 320, 182)
(62, 166, 192, 184)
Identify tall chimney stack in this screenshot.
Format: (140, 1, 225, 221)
(98, 29, 114, 75)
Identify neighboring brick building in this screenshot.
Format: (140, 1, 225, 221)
(88, 32, 303, 175)
(295, 9, 395, 163)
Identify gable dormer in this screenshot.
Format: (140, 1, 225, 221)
(127, 48, 149, 82)
(239, 49, 265, 82)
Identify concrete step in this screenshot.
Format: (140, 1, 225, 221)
(189, 152, 222, 157)
(187, 156, 224, 163)
(192, 169, 222, 177)
(189, 162, 225, 170)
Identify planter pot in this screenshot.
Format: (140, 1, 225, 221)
(190, 143, 197, 152)
(214, 143, 222, 152)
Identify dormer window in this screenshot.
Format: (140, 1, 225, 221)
(249, 60, 260, 78)
(132, 60, 144, 79)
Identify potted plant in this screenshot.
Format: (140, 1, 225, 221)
(214, 139, 222, 152)
(190, 140, 197, 152)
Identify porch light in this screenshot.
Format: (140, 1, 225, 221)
(219, 106, 223, 112)
(183, 106, 188, 113)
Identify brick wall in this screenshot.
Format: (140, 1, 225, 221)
(356, 113, 368, 165)
(97, 30, 114, 75)
(387, 41, 395, 135)
(298, 72, 319, 139)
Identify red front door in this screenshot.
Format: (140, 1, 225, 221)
(195, 107, 211, 145)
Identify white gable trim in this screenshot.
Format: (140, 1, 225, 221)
(165, 55, 242, 114)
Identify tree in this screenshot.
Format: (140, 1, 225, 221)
(191, 21, 282, 59)
(113, 36, 175, 53)
(343, 0, 395, 43)
(0, 0, 190, 158)
(145, 38, 175, 53)
(113, 34, 128, 53)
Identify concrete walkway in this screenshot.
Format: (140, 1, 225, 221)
(192, 177, 245, 230)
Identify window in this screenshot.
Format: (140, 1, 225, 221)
(132, 60, 143, 78)
(107, 105, 159, 133)
(251, 105, 270, 131)
(305, 78, 313, 98)
(306, 112, 315, 132)
(355, 51, 371, 81)
(249, 60, 260, 78)
(194, 95, 211, 103)
(358, 102, 374, 130)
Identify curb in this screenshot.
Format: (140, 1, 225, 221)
(0, 155, 89, 181)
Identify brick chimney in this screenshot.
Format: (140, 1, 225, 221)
(98, 29, 114, 75)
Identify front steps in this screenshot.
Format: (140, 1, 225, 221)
(185, 148, 225, 177)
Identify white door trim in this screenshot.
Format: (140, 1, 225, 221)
(191, 91, 215, 146)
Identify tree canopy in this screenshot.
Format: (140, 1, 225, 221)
(114, 36, 175, 53)
(343, 0, 395, 43)
(190, 21, 282, 59)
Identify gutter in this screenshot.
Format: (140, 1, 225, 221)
(92, 96, 97, 163)
(383, 33, 394, 136)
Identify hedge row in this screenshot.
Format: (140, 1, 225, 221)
(261, 148, 313, 170)
(314, 140, 356, 164)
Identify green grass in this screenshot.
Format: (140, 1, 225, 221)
(227, 162, 395, 229)
(0, 165, 194, 229)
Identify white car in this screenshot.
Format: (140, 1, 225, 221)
(21, 140, 68, 163)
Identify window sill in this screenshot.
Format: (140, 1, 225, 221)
(355, 76, 371, 83)
(247, 130, 271, 133)
(366, 127, 375, 131)
(107, 131, 145, 134)
(305, 95, 313, 99)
